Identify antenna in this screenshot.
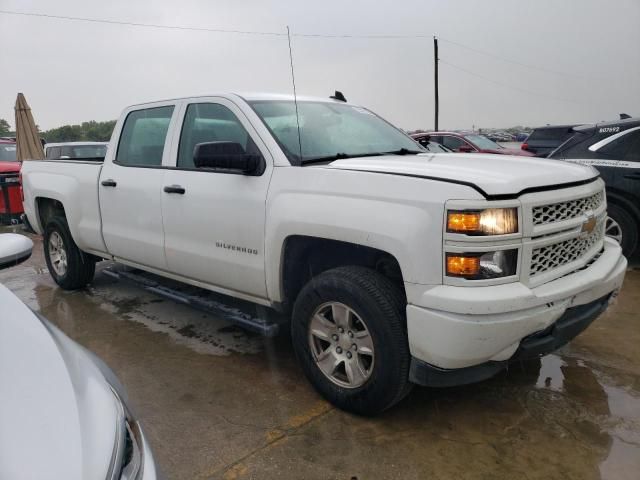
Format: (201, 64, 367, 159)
(286, 26, 303, 162)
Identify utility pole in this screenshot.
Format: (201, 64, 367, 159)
(433, 36, 439, 131)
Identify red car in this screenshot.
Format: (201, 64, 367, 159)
(411, 131, 534, 156)
(0, 139, 24, 223)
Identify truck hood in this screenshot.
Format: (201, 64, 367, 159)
(0, 284, 119, 480)
(320, 153, 598, 197)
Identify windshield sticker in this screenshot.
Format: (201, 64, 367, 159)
(565, 158, 640, 169)
(351, 107, 374, 115)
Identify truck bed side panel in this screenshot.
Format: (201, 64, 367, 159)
(22, 161, 108, 255)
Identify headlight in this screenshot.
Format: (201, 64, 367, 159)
(109, 389, 144, 480)
(446, 250, 518, 279)
(447, 208, 518, 235)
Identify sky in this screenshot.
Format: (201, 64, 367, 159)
(1, 0, 639, 131)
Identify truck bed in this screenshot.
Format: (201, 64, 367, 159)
(21, 159, 108, 255)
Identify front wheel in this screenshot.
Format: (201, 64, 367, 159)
(291, 266, 412, 416)
(44, 216, 95, 290)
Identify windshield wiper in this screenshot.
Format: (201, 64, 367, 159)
(301, 148, 423, 165)
(382, 148, 424, 155)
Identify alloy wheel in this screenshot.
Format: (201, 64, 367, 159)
(48, 231, 68, 276)
(308, 302, 375, 389)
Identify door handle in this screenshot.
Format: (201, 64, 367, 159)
(101, 179, 117, 187)
(623, 173, 640, 181)
(164, 185, 186, 194)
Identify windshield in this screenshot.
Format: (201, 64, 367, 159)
(249, 100, 424, 164)
(464, 134, 503, 150)
(0, 144, 17, 161)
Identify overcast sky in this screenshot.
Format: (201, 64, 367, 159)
(1, 0, 639, 131)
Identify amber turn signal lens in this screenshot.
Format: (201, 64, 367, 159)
(447, 212, 481, 232)
(446, 255, 481, 277)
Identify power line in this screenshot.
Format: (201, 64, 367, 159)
(440, 59, 584, 105)
(0, 9, 286, 36)
(438, 37, 594, 80)
(293, 32, 432, 39)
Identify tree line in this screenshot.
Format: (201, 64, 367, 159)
(0, 118, 116, 142)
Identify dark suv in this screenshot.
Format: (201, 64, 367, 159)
(522, 124, 581, 157)
(549, 117, 640, 258)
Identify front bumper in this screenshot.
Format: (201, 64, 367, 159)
(409, 293, 611, 387)
(406, 237, 626, 379)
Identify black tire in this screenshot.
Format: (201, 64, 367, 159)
(607, 203, 638, 258)
(291, 266, 412, 416)
(44, 216, 95, 290)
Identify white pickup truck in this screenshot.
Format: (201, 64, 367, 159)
(22, 93, 627, 415)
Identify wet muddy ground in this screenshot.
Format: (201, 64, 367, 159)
(2, 225, 639, 479)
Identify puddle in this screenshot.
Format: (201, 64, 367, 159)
(87, 278, 266, 356)
(535, 354, 566, 392)
(533, 353, 640, 479)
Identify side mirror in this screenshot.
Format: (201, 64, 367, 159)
(193, 142, 262, 175)
(457, 145, 474, 153)
(0, 234, 33, 271)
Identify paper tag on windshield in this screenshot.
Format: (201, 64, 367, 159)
(352, 107, 374, 115)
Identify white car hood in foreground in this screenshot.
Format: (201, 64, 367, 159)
(0, 284, 119, 480)
(322, 153, 599, 197)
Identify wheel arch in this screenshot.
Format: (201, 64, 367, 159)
(278, 235, 406, 312)
(606, 189, 640, 223)
(35, 197, 67, 233)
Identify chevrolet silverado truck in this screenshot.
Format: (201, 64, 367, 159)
(22, 93, 627, 415)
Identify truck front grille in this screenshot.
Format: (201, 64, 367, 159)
(529, 221, 604, 276)
(532, 191, 604, 225)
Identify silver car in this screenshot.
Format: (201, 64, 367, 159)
(0, 233, 159, 480)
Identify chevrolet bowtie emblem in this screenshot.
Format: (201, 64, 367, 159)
(581, 215, 597, 235)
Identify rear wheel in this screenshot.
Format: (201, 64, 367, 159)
(44, 216, 95, 290)
(606, 203, 638, 258)
(291, 266, 412, 416)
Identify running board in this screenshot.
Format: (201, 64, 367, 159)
(102, 266, 282, 337)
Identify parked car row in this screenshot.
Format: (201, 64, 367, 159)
(412, 131, 533, 156)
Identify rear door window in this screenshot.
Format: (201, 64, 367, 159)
(116, 106, 174, 167)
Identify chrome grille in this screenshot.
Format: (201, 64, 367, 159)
(530, 222, 604, 276)
(532, 191, 604, 225)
